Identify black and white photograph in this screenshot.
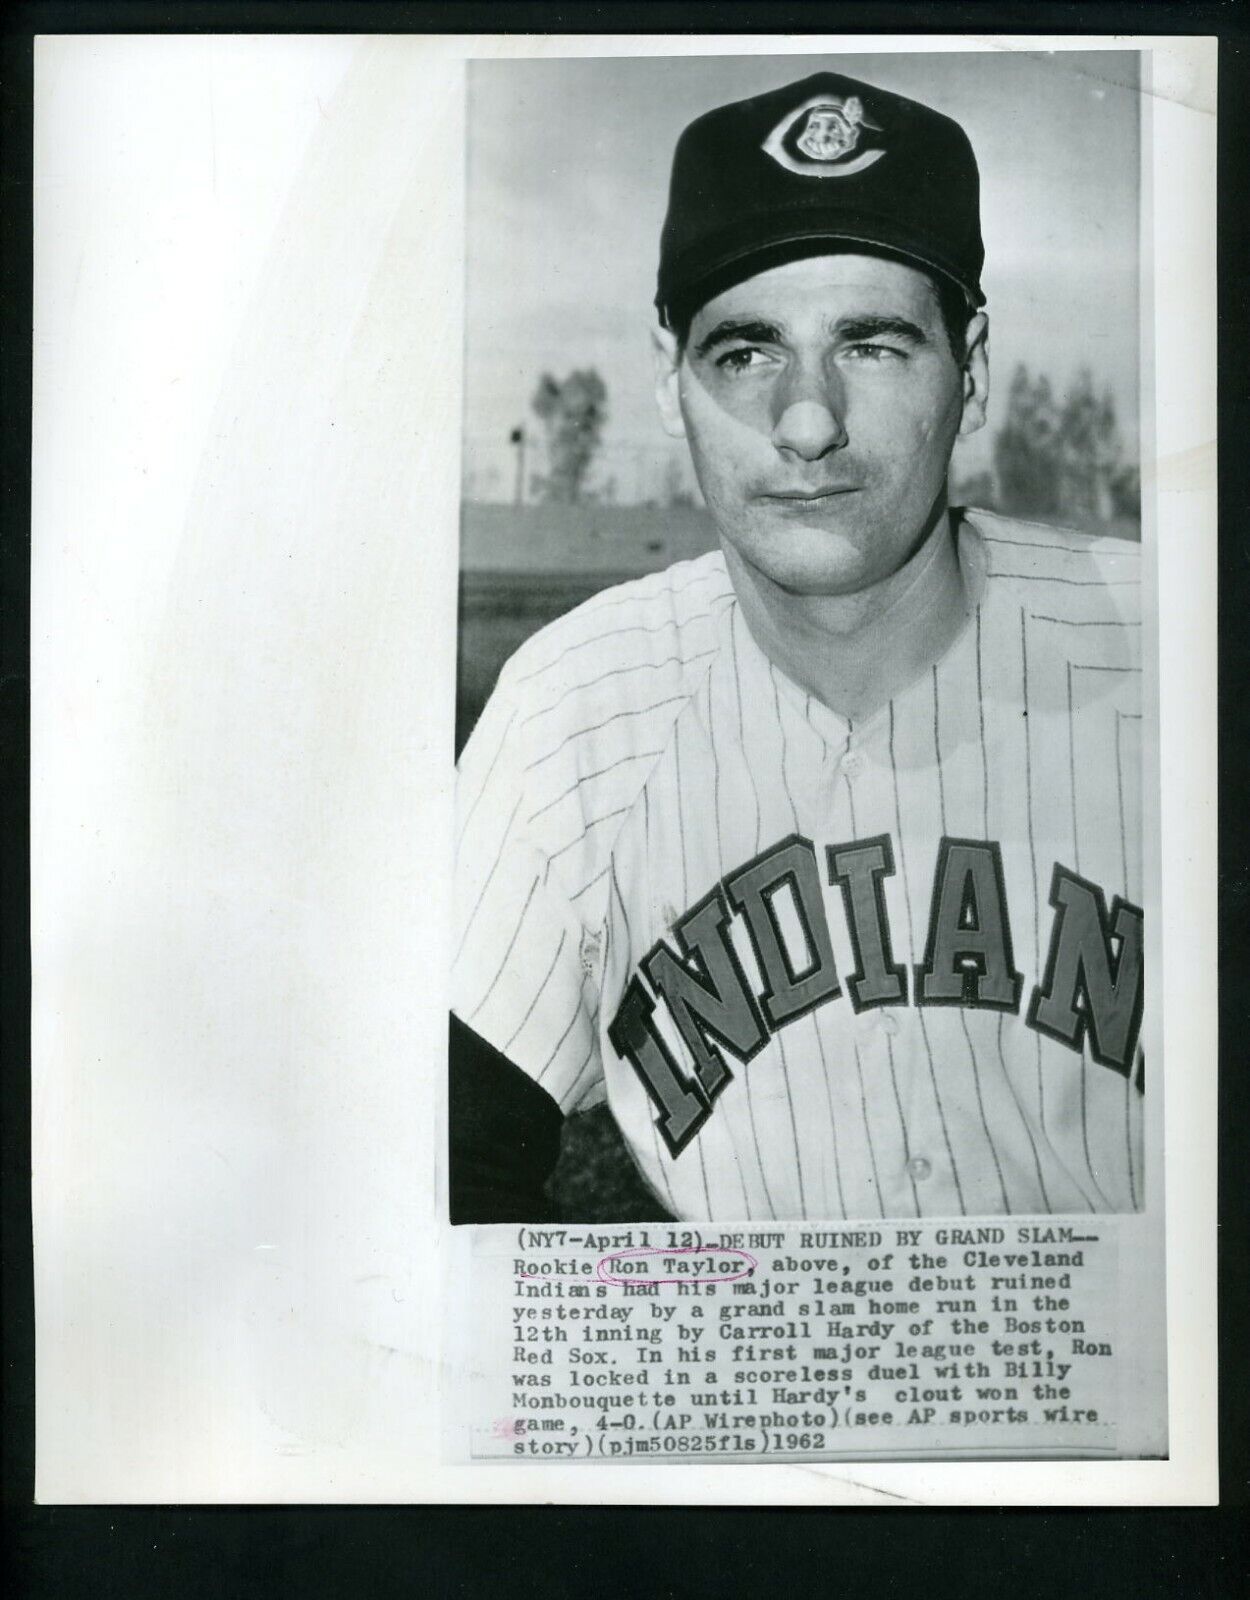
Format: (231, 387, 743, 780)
(450, 52, 1149, 1228)
(28, 33, 1214, 1502)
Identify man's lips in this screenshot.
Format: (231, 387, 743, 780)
(757, 485, 862, 503)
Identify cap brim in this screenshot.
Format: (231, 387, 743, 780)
(659, 226, 984, 328)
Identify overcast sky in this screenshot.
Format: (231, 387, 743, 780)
(464, 49, 1141, 493)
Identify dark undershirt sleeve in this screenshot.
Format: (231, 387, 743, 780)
(448, 1012, 566, 1223)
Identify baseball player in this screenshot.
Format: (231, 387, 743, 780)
(449, 71, 1144, 1223)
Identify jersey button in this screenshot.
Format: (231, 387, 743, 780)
(908, 1156, 933, 1181)
(843, 751, 864, 780)
(879, 1011, 900, 1036)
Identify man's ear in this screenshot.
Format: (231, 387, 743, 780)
(957, 311, 990, 438)
(651, 324, 686, 440)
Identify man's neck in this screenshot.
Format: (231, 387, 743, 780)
(722, 504, 971, 725)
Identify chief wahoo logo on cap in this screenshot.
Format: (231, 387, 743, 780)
(762, 91, 886, 177)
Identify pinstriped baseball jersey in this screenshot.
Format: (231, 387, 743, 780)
(453, 508, 1144, 1221)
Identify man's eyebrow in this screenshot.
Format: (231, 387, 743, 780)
(834, 314, 928, 344)
(692, 319, 784, 358)
(691, 312, 931, 358)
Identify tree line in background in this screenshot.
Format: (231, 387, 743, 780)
(528, 369, 608, 504)
(972, 364, 1141, 525)
(522, 362, 1140, 525)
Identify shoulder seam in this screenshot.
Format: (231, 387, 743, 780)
(500, 556, 732, 687)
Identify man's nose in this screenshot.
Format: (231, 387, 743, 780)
(771, 368, 848, 460)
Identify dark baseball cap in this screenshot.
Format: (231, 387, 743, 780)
(656, 70, 985, 331)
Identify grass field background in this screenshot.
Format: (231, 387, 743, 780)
(455, 502, 719, 755)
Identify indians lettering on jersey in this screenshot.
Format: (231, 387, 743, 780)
(453, 509, 1146, 1220)
(609, 830, 1143, 1159)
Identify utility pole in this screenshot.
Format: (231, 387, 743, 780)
(509, 425, 526, 507)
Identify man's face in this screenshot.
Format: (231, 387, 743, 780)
(798, 106, 853, 160)
(656, 253, 987, 598)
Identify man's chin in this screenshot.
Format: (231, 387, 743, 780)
(727, 526, 877, 599)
